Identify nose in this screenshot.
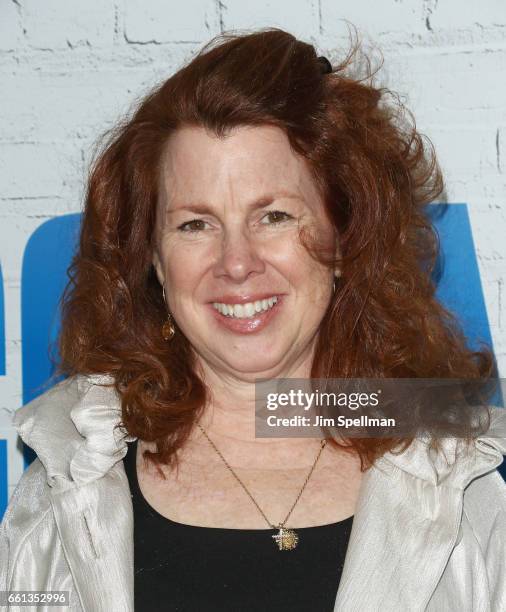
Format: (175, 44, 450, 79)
(212, 227, 265, 283)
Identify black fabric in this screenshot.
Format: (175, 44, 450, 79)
(123, 438, 353, 612)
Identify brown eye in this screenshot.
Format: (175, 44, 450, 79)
(177, 219, 208, 232)
(262, 211, 293, 224)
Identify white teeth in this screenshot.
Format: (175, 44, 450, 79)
(233, 304, 245, 317)
(244, 303, 255, 317)
(212, 296, 279, 319)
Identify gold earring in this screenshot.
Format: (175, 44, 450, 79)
(161, 285, 176, 341)
(162, 314, 176, 341)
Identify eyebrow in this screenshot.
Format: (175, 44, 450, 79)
(165, 191, 304, 215)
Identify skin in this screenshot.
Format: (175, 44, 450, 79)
(143, 124, 363, 528)
(153, 124, 337, 382)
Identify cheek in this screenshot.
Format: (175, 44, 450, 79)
(275, 232, 332, 281)
(289, 248, 334, 308)
(265, 255, 330, 318)
(161, 244, 202, 299)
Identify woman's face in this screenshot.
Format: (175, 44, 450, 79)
(153, 124, 338, 381)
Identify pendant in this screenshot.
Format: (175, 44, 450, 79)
(272, 525, 299, 550)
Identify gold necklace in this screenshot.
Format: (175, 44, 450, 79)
(196, 423, 327, 551)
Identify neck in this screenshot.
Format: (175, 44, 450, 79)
(187, 348, 331, 469)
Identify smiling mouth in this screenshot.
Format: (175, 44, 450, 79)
(212, 296, 278, 319)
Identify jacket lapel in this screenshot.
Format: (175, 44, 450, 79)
(49, 466, 134, 612)
(333, 459, 464, 611)
(334, 417, 506, 611)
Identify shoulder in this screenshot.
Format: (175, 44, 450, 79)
(11, 373, 127, 488)
(12, 373, 114, 431)
(455, 405, 506, 555)
(462, 467, 506, 553)
(0, 456, 52, 532)
(458, 465, 506, 606)
(462, 405, 506, 538)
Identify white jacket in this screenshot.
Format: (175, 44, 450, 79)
(1, 374, 506, 612)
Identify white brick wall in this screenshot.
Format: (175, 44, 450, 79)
(1, 1, 506, 492)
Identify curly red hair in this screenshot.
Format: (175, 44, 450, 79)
(57, 27, 495, 474)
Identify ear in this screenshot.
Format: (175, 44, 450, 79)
(152, 247, 165, 287)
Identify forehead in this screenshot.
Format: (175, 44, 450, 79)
(158, 124, 320, 206)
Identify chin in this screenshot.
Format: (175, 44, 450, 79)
(222, 355, 287, 379)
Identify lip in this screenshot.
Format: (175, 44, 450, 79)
(207, 295, 284, 334)
(208, 293, 281, 305)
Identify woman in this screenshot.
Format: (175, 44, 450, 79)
(1, 27, 506, 612)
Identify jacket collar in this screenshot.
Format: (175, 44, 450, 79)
(13, 375, 137, 612)
(334, 408, 506, 610)
(12, 375, 506, 612)
(13, 375, 136, 493)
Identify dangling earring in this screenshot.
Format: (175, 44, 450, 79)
(161, 286, 176, 341)
(162, 314, 176, 341)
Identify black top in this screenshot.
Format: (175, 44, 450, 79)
(123, 438, 354, 612)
